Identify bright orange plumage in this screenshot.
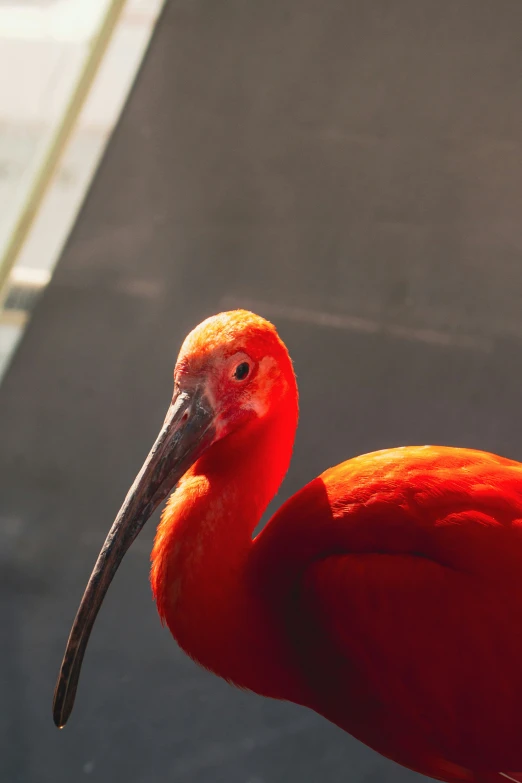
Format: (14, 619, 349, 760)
(255, 447, 522, 782)
(54, 311, 522, 783)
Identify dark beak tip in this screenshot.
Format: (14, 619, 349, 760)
(52, 699, 65, 729)
(52, 702, 66, 729)
(53, 702, 71, 730)
(53, 664, 75, 729)
(52, 712, 63, 729)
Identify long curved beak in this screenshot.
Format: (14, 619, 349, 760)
(52, 386, 216, 729)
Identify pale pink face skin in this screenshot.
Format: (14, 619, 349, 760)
(175, 347, 285, 440)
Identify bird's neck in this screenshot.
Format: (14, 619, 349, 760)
(150, 391, 307, 702)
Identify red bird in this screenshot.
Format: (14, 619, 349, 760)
(54, 310, 522, 783)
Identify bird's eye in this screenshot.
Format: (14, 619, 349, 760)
(233, 361, 250, 381)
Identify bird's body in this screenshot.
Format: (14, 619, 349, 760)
(54, 311, 522, 783)
(152, 441, 522, 783)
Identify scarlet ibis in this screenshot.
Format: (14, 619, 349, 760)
(54, 310, 522, 783)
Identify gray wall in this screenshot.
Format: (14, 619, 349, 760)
(2, 2, 522, 781)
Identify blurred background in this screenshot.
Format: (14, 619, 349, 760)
(1, 1, 522, 781)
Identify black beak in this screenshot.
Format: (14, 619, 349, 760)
(52, 386, 215, 729)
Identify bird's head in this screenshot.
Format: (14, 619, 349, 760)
(174, 309, 296, 440)
(53, 310, 297, 728)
